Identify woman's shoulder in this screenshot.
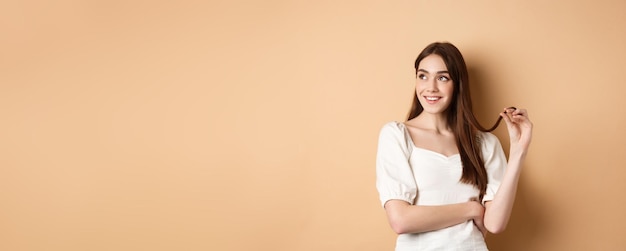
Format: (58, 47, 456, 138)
(378, 121, 412, 153)
(476, 131, 503, 148)
(378, 121, 409, 140)
(379, 121, 406, 134)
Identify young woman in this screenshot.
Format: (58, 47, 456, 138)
(376, 42, 533, 250)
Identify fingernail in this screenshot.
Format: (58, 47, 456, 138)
(504, 106, 516, 113)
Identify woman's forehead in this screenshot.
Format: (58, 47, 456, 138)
(418, 54, 448, 73)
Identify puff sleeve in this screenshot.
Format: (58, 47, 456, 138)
(376, 122, 417, 208)
(479, 132, 507, 204)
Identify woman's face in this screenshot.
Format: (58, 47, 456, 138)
(415, 54, 454, 115)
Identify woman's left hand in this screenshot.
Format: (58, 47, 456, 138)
(500, 107, 533, 154)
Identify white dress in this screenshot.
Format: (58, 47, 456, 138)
(376, 122, 507, 251)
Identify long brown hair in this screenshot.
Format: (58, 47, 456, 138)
(407, 42, 499, 199)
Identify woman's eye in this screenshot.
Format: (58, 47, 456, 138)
(438, 76, 450, 81)
(418, 74, 427, 80)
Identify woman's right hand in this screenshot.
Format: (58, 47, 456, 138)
(468, 199, 487, 236)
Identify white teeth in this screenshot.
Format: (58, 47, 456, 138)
(425, 97, 440, 101)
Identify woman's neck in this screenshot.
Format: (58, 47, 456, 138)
(412, 112, 450, 134)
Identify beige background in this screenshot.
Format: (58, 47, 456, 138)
(1, 0, 625, 250)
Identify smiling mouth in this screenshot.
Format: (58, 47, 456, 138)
(425, 96, 441, 101)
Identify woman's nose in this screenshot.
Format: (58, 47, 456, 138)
(426, 79, 438, 92)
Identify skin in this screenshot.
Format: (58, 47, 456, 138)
(384, 54, 533, 235)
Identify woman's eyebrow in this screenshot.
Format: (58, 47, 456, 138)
(417, 69, 449, 74)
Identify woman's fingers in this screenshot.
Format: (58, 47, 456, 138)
(474, 219, 488, 237)
(511, 108, 528, 120)
(500, 107, 514, 125)
(504, 107, 517, 114)
(502, 107, 530, 124)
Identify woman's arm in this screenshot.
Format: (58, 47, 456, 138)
(384, 199, 485, 234)
(483, 108, 533, 234)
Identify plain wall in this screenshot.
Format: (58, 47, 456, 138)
(2, 0, 625, 250)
